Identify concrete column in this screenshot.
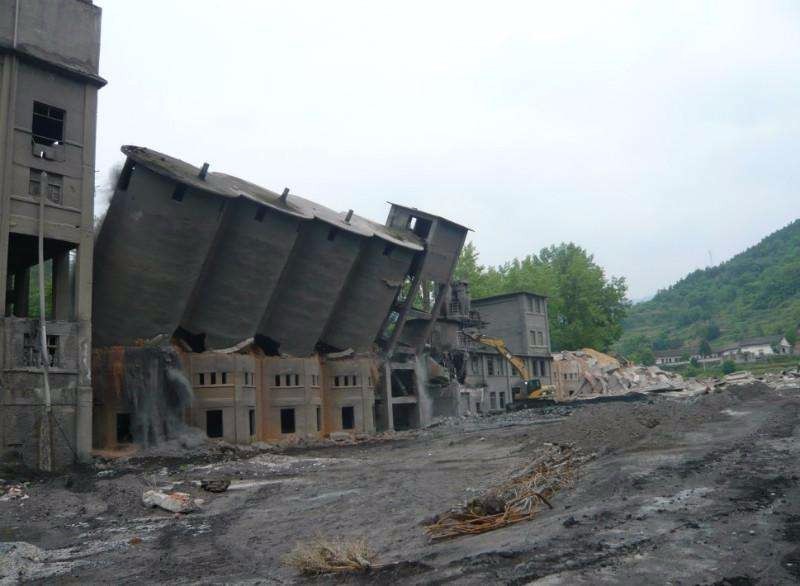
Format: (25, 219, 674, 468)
(381, 361, 393, 431)
(0, 57, 20, 317)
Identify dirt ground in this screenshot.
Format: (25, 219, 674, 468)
(3, 382, 800, 584)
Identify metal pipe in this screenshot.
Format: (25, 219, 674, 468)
(38, 170, 52, 471)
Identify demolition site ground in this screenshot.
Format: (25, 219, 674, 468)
(3, 382, 800, 584)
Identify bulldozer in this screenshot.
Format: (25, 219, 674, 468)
(464, 333, 554, 400)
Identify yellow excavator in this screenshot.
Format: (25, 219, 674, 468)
(464, 333, 554, 399)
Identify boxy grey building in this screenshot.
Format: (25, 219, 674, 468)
(0, 0, 104, 468)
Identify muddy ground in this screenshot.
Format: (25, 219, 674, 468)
(3, 382, 800, 584)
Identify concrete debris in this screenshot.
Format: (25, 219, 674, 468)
(142, 490, 197, 513)
(0, 484, 28, 502)
(553, 349, 684, 400)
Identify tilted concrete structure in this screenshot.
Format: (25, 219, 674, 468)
(0, 0, 104, 468)
(91, 146, 468, 447)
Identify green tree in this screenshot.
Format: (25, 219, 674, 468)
(452, 241, 629, 351)
(698, 340, 712, 356)
(722, 360, 736, 374)
(786, 327, 798, 346)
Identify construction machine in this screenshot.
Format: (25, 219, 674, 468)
(464, 333, 554, 399)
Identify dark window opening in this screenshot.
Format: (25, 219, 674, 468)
(274, 374, 281, 387)
(221, 372, 228, 384)
(280, 408, 296, 434)
(118, 160, 134, 191)
(198, 372, 205, 385)
(284, 374, 291, 386)
(383, 243, 395, 256)
(327, 228, 338, 241)
(390, 369, 416, 397)
(210, 372, 217, 385)
(487, 357, 495, 376)
(249, 409, 255, 436)
(254, 206, 267, 222)
(32, 101, 64, 146)
(294, 374, 300, 386)
(341, 406, 355, 430)
(316, 406, 321, 432)
(206, 410, 223, 438)
(116, 413, 133, 444)
(407, 216, 432, 238)
(499, 393, 505, 409)
(172, 183, 187, 202)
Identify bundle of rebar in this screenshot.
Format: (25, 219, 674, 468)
(425, 444, 592, 541)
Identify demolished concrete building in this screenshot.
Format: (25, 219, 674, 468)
(91, 146, 468, 449)
(407, 283, 555, 417)
(0, 0, 105, 468)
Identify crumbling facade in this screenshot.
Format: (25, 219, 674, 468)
(0, 0, 104, 467)
(91, 146, 467, 447)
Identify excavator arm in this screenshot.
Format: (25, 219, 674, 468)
(464, 332, 546, 397)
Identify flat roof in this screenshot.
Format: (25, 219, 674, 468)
(472, 290, 548, 303)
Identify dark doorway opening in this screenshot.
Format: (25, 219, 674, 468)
(248, 409, 255, 436)
(280, 408, 296, 434)
(206, 410, 223, 438)
(392, 404, 417, 431)
(116, 413, 132, 444)
(341, 406, 355, 430)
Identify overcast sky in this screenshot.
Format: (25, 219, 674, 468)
(95, 1, 800, 300)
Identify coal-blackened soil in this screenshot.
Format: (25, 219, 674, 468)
(3, 382, 800, 584)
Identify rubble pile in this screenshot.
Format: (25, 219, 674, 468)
(555, 349, 684, 400)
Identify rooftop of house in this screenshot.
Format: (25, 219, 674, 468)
(471, 290, 548, 304)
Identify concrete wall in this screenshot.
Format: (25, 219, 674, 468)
(472, 293, 550, 357)
(0, 0, 102, 78)
(258, 220, 362, 356)
(93, 166, 223, 347)
(0, 1, 101, 469)
(179, 200, 301, 350)
(186, 352, 256, 443)
(321, 237, 415, 352)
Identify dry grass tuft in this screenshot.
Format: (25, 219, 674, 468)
(282, 534, 378, 575)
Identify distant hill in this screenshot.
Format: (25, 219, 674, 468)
(618, 219, 800, 356)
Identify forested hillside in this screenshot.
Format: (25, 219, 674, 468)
(618, 219, 800, 358)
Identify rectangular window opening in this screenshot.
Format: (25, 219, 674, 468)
(32, 101, 65, 146)
(341, 406, 355, 430)
(316, 406, 322, 432)
(248, 409, 255, 436)
(221, 372, 228, 384)
(210, 372, 217, 385)
(274, 374, 281, 387)
(206, 410, 223, 438)
(280, 408, 296, 434)
(198, 372, 205, 386)
(171, 183, 187, 202)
